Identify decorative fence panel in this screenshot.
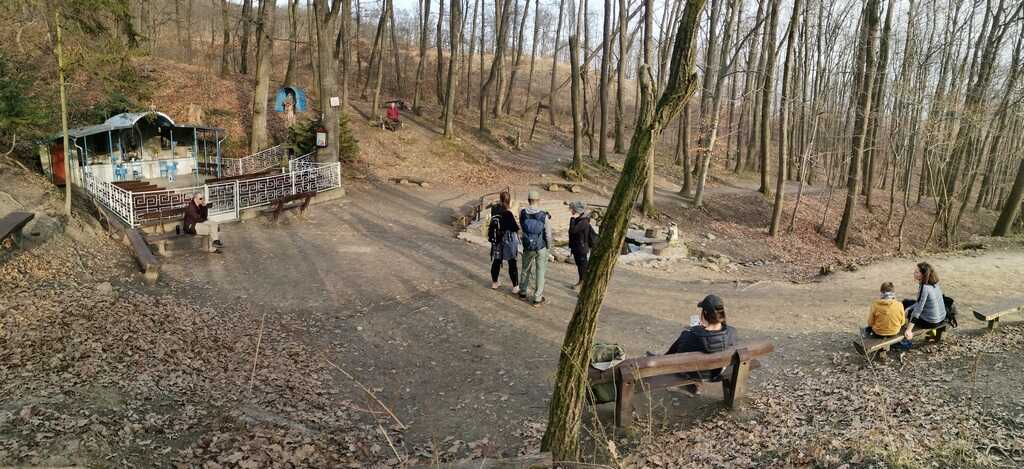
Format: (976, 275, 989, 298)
(131, 186, 199, 224)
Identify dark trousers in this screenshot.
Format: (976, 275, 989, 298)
(491, 258, 518, 285)
(573, 251, 589, 283)
(903, 299, 943, 329)
(863, 326, 898, 338)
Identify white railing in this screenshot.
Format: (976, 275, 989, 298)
(83, 171, 136, 226)
(220, 145, 287, 176)
(84, 162, 342, 227)
(287, 152, 317, 172)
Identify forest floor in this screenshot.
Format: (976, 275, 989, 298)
(3, 68, 1022, 467)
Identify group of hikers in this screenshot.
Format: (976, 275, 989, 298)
(485, 190, 956, 389)
(486, 190, 597, 307)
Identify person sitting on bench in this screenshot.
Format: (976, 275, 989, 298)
(862, 281, 906, 338)
(384, 102, 402, 131)
(183, 193, 223, 253)
(664, 294, 738, 395)
(902, 262, 946, 340)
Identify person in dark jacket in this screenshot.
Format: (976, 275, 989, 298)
(665, 294, 738, 394)
(568, 201, 598, 290)
(487, 192, 520, 293)
(183, 193, 222, 253)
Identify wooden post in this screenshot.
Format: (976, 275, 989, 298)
(614, 370, 635, 428)
(724, 349, 751, 408)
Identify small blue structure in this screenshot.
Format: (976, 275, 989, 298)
(274, 86, 308, 113)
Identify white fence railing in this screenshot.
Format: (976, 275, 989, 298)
(221, 145, 287, 176)
(85, 162, 342, 227)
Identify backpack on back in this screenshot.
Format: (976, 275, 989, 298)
(943, 295, 959, 328)
(487, 212, 502, 244)
(521, 210, 548, 251)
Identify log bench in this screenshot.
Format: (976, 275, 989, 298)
(973, 301, 1024, 331)
(0, 212, 35, 250)
(588, 341, 774, 428)
(262, 192, 315, 222)
(857, 322, 948, 361)
(127, 228, 159, 284)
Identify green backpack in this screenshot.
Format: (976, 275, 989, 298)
(589, 342, 626, 404)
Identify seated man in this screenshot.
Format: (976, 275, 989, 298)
(384, 101, 402, 131)
(664, 294, 738, 395)
(183, 193, 223, 253)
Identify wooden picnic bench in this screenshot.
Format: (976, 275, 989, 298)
(0, 212, 35, 250)
(136, 207, 186, 227)
(127, 228, 159, 284)
(262, 192, 315, 222)
(858, 322, 948, 360)
(973, 301, 1024, 331)
(588, 341, 774, 428)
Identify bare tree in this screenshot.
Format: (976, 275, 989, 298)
(413, 0, 434, 114)
(240, 0, 253, 74)
(549, 0, 568, 125)
(284, 0, 299, 85)
(444, 0, 463, 137)
(249, 0, 275, 152)
(569, 0, 584, 173)
(769, 0, 801, 235)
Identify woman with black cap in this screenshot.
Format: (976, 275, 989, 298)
(665, 294, 738, 394)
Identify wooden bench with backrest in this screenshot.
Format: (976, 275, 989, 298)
(588, 341, 774, 428)
(262, 192, 315, 222)
(0, 212, 35, 250)
(859, 322, 948, 360)
(127, 228, 159, 284)
(973, 300, 1024, 331)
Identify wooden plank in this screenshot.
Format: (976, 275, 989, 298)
(0, 212, 35, 245)
(127, 228, 159, 284)
(863, 323, 947, 353)
(615, 341, 773, 380)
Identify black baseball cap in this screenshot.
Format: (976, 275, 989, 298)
(697, 294, 723, 313)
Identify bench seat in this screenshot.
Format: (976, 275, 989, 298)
(858, 322, 948, 360)
(587, 341, 774, 428)
(262, 192, 315, 222)
(0, 212, 35, 250)
(972, 299, 1023, 330)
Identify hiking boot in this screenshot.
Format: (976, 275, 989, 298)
(532, 297, 546, 308)
(518, 291, 528, 300)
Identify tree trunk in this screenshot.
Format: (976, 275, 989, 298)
(613, 0, 627, 153)
(372, 0, 392, 118)
(677, 103, 692, 195)
(503, 0, 530, 114)
(569, 0, 584, 173)
(465, 0, 479, 105)
(524, 0, 541, 115)
(284, 0, 299, 84)
(413, 0, 434, 114)
(540, 1, 704, 461)
(341, 0, 352, 106)
(250, 0, 276, 153)
(549, 0, 568, 125)
(596, 0, 613, 165)
(756, 0, 779, 195)
(313, 0, 342, 161)
(769, 0, 800, 236)
(55, 10, 72, 217)
(389, 3, 403, 94)
(220, 0, 232, 77)
(862, 0, 893, 211)
(479, 0, 515, 131)
(240, 0, 253, 74)
(640, 0, 656, 217)
(736, 0, 765, 174)
(836, 0, 880, 250)
(444, 0, 463, 137)
(436, 0, 447, 105)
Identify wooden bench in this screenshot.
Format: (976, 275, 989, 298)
(263, 192, 315, 222)
(857, 322, 948, 360)
(588, 341, 774, 428)
(0, 212, 35, 250)
(973, 301, 1024, 331)
(136, 207, 186, 227)
(127, 228, 159, 284)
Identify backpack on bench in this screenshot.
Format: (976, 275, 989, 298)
(943, 295, 959, 328)
(589, 342, 625, 404)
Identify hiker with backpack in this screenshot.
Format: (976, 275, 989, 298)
(902, 262, 948, 340)
(519, 191, 553, 307)
(487, 192, 520, 293)
(568, 201, 598, 290)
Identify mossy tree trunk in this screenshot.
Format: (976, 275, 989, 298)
(539, 0, 705, 461)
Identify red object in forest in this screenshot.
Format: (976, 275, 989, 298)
(51, 143, 67, 186)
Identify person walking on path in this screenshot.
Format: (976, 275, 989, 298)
(568, 201, 597, 290)
(519, 191, 552, 307)
(487, 192, 520, 293)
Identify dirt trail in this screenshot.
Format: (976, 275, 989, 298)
(159, 180, 1024, 454)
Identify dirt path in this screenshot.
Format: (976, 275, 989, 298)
(159, 181, 1024, 454)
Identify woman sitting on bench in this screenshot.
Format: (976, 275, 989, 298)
(903, 262, 946, 340)
(665, 294, 738, 395)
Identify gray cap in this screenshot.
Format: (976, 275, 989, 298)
(528, 190, 541, 201)
(569, 201, 586, 213)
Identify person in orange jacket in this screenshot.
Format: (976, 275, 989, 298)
(863, 282, 906, 337)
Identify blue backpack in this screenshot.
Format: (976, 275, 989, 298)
(521, 210, 548, 251)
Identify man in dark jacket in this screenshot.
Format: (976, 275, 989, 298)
(568, 201, 597, 290)
(183, 193, 222, 253)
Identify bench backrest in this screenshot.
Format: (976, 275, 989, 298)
(205, 169, 274, 184)
(604, 341, 774, 383)
(0, 212, 35, 237)
(273, 191, 316, 205)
